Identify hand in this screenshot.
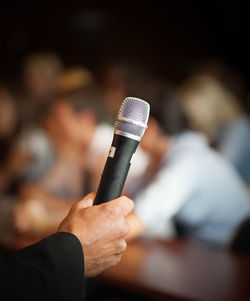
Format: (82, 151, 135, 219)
(58, 193, 134, 277)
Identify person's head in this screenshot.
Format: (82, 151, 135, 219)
(140, 85, 190, 157)
(102, 61, 154, 117)
(179, 60, 246, 140)
(55, 67, 94, 95)
(23, 53, 63, 100)
(45, 85, 105, 149)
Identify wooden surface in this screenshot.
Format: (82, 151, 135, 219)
(97, 238, 250, 301)
(1, 233, 250, 301)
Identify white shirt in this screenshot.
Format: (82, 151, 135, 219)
(86, 123, 149, 180)
(134, 132, 250, 247)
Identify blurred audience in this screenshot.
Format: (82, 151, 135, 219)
(13, 79, 148, 235)
(0, 55, 250, 252)
(19, 52, 63, 125)
(0, 87, 27, 246)
(126, 87, 250, 249)
(12, 66, 95, 197)
(12, 81, 100, 235)
(42, 84, 105, 198)
(55, 66, 94, 95)
(0, 86, 28, 195)
(6, 53, 64, 186)
(102, 60, 157, 120)
(179, 60, 250, 185)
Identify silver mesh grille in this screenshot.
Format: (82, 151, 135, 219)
(115, 97, 150, 140)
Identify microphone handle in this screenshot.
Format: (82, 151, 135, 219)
(94, 134, 139, 205)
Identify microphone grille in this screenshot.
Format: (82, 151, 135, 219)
(115, 97, 150, 140)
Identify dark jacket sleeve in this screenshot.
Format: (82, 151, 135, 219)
(0, 232, 85, 301)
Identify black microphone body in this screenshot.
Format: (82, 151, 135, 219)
(94, 96, 150, 205)
(94, 134, 139, 205)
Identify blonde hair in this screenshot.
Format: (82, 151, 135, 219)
(55, 67, 94, 94)
(179, 75, 243, 140)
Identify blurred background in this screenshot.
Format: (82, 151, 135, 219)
(1, 1, 250, 300)
(0, 1, 250, 89)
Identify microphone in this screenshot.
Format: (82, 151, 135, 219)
(94, 97, 150, 205)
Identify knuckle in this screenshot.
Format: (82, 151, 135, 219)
(127, 198, 134, 211)
(119, 221, 130, 237)
(119, 240, 127, 252)
(104, 204, 122, 219)
(112, 255, 122, 266)
(121, 196, 134, 211)
(110, 240, 127, 256)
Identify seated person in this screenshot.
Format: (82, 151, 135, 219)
(41, 85, 148, 196)
(13, 85, 148, 235)
(13, 86, 103, 234)
(126, 92, 250, 249)
(179, 60, 250, 185)
(15, 66, 97, 200)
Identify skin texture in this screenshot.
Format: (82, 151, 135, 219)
(58, 193, 134, 277)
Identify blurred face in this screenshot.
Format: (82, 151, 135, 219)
(24, 65, 56, 99)
(47, 100, 96, 148)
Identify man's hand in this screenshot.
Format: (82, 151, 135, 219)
(58, 193, 134, 277)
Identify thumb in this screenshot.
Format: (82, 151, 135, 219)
(106, 196, 134, 217)
(78, 192, 95, 209)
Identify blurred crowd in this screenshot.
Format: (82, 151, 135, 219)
(0, 53, 250, 250)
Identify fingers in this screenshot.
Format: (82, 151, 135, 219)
(101, 196, 134, 217)
(77, 192, 95, 209)
(114, 239, 127, 254)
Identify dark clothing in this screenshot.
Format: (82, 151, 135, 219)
(0, 232, 84, 301)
